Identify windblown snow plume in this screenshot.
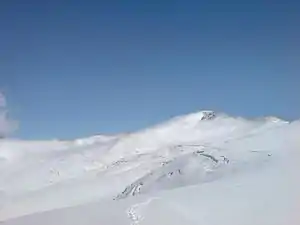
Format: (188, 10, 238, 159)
(0, 92, 17, 138)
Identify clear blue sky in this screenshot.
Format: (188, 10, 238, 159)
(1, 1, 299, 139)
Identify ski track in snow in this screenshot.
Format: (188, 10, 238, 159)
(127, 197, 159, 225)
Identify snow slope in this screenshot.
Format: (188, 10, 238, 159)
(0, 110, 299, 224)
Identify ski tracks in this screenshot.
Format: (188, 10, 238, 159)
(126, 197, 159, 225)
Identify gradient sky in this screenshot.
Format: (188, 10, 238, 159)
(1, 1, 299, 139)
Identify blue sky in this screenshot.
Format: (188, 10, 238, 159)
(1, 1, 299, 139)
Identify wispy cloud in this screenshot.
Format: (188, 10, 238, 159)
(0, 92, 18, 138)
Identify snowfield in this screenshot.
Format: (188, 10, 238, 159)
(0, 111, 299, 224)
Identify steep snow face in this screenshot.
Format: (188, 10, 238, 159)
(0, 110, 296, 222)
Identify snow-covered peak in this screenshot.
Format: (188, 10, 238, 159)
(162, 110, 217, 125)
(201, 110, 217, 120)
(174, 110, 216, 121)
(106, 110, 290, 159)
(0, 110, 299, 223)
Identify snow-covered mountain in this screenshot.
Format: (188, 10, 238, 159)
(0, 110, 299, 225)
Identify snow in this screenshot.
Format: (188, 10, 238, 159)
(0, 110, 299, 224)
